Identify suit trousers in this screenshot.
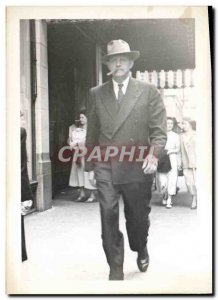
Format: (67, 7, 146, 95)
(96, 176, 152, 272)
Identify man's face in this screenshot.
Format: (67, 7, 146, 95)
(106, 55, 133, 82)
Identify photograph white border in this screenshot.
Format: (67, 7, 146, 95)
(6, 5, 212, 295)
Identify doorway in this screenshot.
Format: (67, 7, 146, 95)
(47, 22, 97, 197)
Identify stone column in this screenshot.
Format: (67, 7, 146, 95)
(35, 20, 52, 211)
(20, 20, 33, 178)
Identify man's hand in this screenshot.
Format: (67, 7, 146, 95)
(21, 200, 33, 215)
(142, 154, 158, 174)
(88, 171, 96, 187)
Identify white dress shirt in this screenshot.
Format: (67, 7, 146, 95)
(112, 76, 130, 100)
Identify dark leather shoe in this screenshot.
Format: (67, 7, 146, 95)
(137, 248, 149, 272)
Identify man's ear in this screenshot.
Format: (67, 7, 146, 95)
(129, 60, 134, 69)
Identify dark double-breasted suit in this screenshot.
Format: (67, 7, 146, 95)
(85, 77, 167, 274)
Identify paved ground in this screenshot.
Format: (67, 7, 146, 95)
(21, 177, 212, 294)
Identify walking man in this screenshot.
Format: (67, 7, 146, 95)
(85, 39, 167, 280)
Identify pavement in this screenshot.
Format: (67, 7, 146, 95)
(20, 176, 212, 294)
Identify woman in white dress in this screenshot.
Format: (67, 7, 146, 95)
(180, 118, 197, 209)
(68, 110, 97, 202)
(156, 117, 180, 208)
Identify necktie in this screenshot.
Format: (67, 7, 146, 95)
(117, 83, 124, 104)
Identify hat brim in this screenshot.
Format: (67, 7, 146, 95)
(102, 51, 140, 64)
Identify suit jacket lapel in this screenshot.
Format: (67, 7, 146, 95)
(112, 77, 143, 137)
(100, 81, 119, 122)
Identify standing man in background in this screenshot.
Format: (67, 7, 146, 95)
(20, 111, 33, 261)
(85, 40, 167, 280)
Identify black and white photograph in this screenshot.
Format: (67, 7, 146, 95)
(6, 6, 212, 295)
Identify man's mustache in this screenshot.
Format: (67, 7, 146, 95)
(107, 68, 122, 76)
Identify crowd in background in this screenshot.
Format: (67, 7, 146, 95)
(156, 116, 197, 209)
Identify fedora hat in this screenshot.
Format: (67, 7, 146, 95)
(102, 39, 140, 64)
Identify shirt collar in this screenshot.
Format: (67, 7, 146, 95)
(112, 76, 130, 94)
